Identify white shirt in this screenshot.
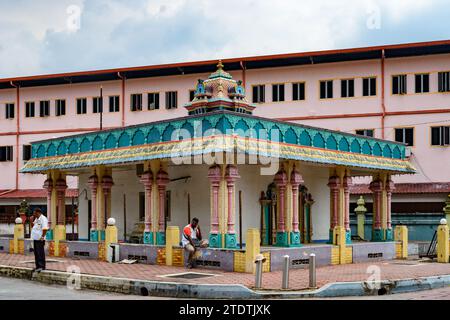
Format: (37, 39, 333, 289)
(182, 225, 198, 247)
(31, 214, 49, 240)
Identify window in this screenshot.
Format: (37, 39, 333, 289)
(392, 75, 407, 95)
(109, 96, 120, 113)
(320, 80, 333, 99)
(130, 94, 142, 111)
(165, 91, 177, 109)
(76, 98, 87, 114)
(395, 128, 414, 146)
(438, 72, 450, 92)
(93, 97, 103, 113)
(362, 77, 377, 96)
(415, 74, 430, 93)
(272, 84, 285, 102)
(341, 79, 355, 98)
(25, 102, 35, 118)
(0, 146, 13, 162)
(292, 82, 305, 101)
(39, 101, 50, 117)
(431, 126, 450, 146)
(5, 103, 15, 119)
(356, 129, 374, 137)
(23, 145, 32, 161)
(189, 90, 196, 101)
(55, 99, 66, 116)
(252, 85, 265, 103)
(148, 93, 160, 110)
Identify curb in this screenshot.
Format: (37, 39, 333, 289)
(0, 265, 449, 299)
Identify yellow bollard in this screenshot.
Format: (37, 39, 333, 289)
(13, 218, 24, 254)
(394, 226, 408, 259)
(437, 219, 449, 263)
(105, 218, 118, 249)
(334, 226, 347, 264)
(165, 226, 180, 266)
(245, 229, 261, 274)
(53, 225, 66, 257)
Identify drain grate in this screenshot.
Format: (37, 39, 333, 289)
(162, 272, 216, 279)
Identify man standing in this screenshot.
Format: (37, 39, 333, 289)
(182, 218, 208, 269)
(30, 208, 48, 272)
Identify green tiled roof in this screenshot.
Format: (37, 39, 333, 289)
(20, 111, 415, 174)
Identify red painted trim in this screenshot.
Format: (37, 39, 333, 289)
(1, 39, 449, 85)
(0, 126, 120, 137)
(277, 108, 450, 122)
(240, 61, 246, 87)
(118, 72, 126, 127)
(10, 82, 20, 190)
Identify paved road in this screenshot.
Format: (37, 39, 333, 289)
(0, 276, 168, 300)
(1, 276, 448, 300)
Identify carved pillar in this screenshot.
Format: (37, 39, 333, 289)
(88, 174, 99, 241)
(305, 193, 315, 244)
(290, 167, 303, 246)
(156, 167, 169, 245)
(369, 179, 384, 241)
(208, 165, 222, 248)
(54, 178, 67, 242)
(225, 165, 240, 248)
(274, 168, 288, 246)
(43, 178, 53, 240)
(342, 175, 352, 244)
(140, 171, 154, 244)
(385, 179, 395, 241)
(101, 175, 114, 234)
(327, 176, 340, 244)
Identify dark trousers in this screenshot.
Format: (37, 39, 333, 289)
(33, 240, 46, 270)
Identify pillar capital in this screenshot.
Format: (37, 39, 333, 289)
(369, 179, 383, 193)
(274, 168, 288, 189)
(139, 171, 154, 190)
(88, 174, 99, 192)
(101, 175, 114, 194)
(290, 167, 304, 190)
(208, 164, 222, 186)
(327, 176, 340, 191)
(55, 178, 67, 194)
(342, 175, 353, 190)
(225, 164, 240, 185)
(385, 179, 395, 193)
(43, 178, 53, 192)
(156, 168, 169, 189)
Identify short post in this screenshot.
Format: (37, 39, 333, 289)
(282, 255, 290, 290)
(13, 218, 24, 254)
(254, 254, 265, 289)
(105, 218, 118, 262)
(165, 226, 180, 266)
(309, 253, 316, 288)
(437, 219, 449, 263)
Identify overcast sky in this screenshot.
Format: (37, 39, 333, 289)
(0, 0, 449, 78)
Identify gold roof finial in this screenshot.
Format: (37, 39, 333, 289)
(217, 60, 224, 70)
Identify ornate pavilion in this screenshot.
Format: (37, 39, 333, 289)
(20, 63, 415, 266)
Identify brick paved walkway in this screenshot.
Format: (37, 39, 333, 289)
(1, 253, 449, 290)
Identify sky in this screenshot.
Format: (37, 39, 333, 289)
(0, 0, 449, 78)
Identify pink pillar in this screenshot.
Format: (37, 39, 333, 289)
(290, 167, 304, 233)
(140, 171, 153, 233)
(43, 178, 53, 229)
(156, 168, 169, 233)
(88, 175, 98, 230)
(274, 169, 288, 232)
(101, 175, 114, 226)
(225, 165, 240, 234)
(385, 179, 395, 230)
(327, 176, 340, 229)
(55, 178, 67, 225)
(343, 175, 352, 231)
(208, 165, 221, 234)
(369, 180, 383, 229)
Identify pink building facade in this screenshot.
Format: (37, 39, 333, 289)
(1, 40, 449, 239)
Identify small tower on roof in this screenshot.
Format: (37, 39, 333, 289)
(184, 60, 255, 115)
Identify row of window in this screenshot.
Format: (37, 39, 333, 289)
(251, 71, 450, 103)
(2, 91, 180, 119)
(355, 126, 450, 147)
(1, 125, 448, 163)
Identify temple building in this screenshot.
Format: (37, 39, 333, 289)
(19, 62, 414, 257)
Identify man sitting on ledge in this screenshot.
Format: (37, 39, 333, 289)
(182, 218, 209, 269)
